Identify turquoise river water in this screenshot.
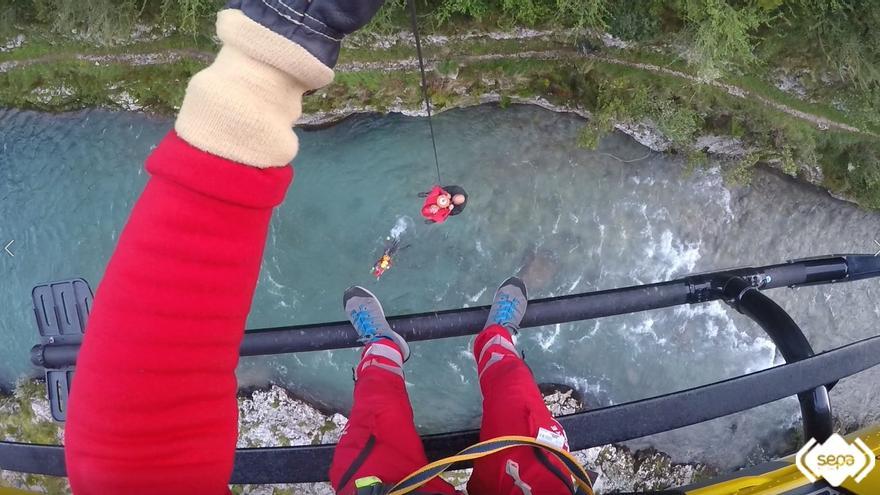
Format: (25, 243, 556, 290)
(2, 105, 879, 469)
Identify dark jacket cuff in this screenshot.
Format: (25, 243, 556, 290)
(226, 0, 342, 67)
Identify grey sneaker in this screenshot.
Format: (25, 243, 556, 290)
(343, 286, 410, 361)
(485, 277, 528, 333)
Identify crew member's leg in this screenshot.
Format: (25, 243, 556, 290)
(330, 287, 456, 495)
(468, 278, 574, 495)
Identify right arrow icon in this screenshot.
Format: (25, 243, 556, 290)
(4, 240, 14, 257)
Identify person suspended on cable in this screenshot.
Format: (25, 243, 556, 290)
(420, 185, 468, 224)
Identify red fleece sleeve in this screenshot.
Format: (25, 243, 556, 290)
(64, 132, 293, 495)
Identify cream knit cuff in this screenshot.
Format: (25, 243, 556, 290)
(175, 9, 334, 168)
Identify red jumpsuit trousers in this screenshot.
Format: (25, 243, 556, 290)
(329, 325, 574, 495)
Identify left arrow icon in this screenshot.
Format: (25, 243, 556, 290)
(4, 240, 14, 257)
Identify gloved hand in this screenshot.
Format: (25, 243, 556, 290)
(227, 0, 386, 68)
(177, 0, 387, 169)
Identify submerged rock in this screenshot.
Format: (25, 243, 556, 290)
(518, 248, 561, 292)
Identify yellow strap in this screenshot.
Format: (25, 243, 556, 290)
(387, 435, 594, 495)
(0, 488, 39, 495)
(356, 476, 383, 488)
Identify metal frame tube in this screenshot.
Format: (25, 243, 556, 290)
(28, 255, 872, 369)
(720, 276, 833, 442)
(8, 334, 880, 482)
(12, 254, 880, 483)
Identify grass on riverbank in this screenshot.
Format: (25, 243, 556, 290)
(0, 57, 203, 112)
(603, 46, 880, 136)
(0, 31, 214, 64)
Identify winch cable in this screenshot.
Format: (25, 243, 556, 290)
(408, 0, 442, 184)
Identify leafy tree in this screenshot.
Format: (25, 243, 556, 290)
(499, 0, 548, 26)
(580, 77, 700, 150)
(365, 0, 408, 34)
(779, 0, 880, 90)
(432, 0, 609, 28)
(158, 0, 223, 37)
(1, 0, 33, 37)
(679, 0, 765, 80)
(30, 0, 140, 42)
(433, 0, 493, 24)
(554, 0, 609, 30)
(605, 0, 660, 41)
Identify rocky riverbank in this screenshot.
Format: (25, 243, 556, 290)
(1, 379, 713, 494)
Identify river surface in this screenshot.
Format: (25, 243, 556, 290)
(2, 105, 879, 471)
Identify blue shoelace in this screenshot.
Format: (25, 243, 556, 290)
(351, 306, 378, 343)
(493, 295, 519, 326)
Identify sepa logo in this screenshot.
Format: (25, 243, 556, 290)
(796, 434, 876, 487)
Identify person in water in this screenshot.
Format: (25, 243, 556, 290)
(63, 1, 576, 494)
(373, 254, 393, 279)
(372, 238, 401, 279)
(420, 185, 468, 224)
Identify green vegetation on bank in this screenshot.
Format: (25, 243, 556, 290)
(0, 0, 221, 42)
(0, 59, 202, 112)
(0, 380, 67, 495)
(1, 0, 879, 208)
(4, 0, 879, 89)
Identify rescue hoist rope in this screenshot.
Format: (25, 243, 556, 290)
(407, 0, 443, 185)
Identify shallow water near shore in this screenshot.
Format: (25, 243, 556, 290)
(2, 104, 880, 471)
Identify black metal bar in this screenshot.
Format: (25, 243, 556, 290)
(719, 277, 833, 442)
(31, 281, 690, 369)
(28, 254, 880, 369)
(8, 334, 880, 483)
(0, 441, 66, 477)
(548, 333, 879, 460)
